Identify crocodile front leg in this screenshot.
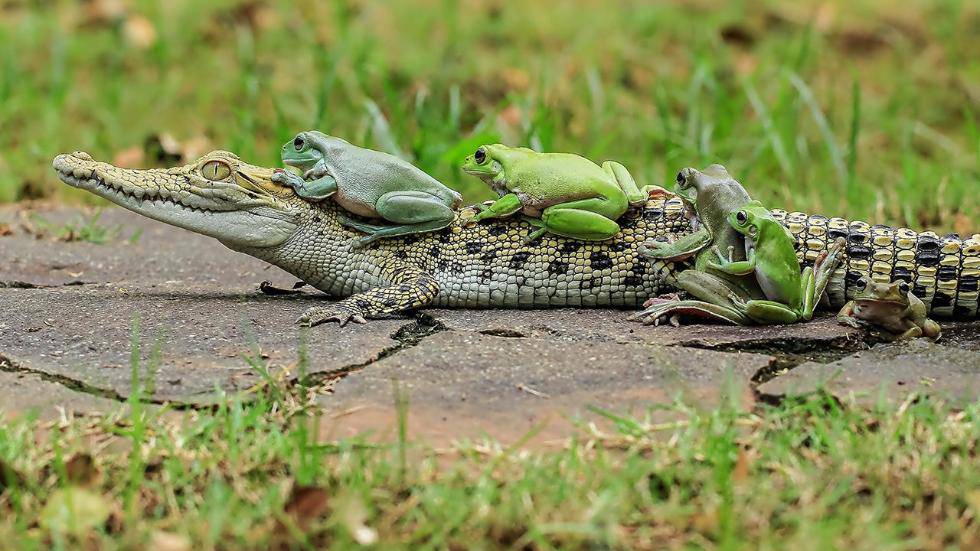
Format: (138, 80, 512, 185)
(297, 262, 439, 327)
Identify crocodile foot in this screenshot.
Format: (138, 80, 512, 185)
(297, 304, 368, 327)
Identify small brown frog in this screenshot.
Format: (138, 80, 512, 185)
(837, 277, 941, 341)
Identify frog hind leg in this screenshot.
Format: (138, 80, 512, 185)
(352, 191, 456, 248)
(629, 270, 753, 325)
(602, 161, 668, 205)
(538, 198, 623, 241)
(806, 237, 846, 318)
(628, 299, 750, 325)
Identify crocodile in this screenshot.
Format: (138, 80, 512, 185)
(51, 150, 980, 325)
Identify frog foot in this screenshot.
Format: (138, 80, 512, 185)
(296, 304, 368, 327)
(272, 168, 304, 188)
(641, 292, 682, 309)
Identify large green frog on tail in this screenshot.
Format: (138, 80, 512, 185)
(631, 165, 845, 325)
(460, 144, 664, 241)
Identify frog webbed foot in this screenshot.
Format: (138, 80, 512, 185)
(272, 168, 305, 189)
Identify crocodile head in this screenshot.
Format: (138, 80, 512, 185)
(52, 150, 306, 248)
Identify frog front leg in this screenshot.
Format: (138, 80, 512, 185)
(272, 168, 338, 201)
(601, 161, 669, 206)
(468, 193, 523, 223)
(349, 191, 457, 248)
(638, 228, 712, 262)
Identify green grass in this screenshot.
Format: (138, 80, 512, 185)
(1, 380, 978, 548)
(0, 0, 976, 232)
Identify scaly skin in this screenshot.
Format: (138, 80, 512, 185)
(52, 151, 980, 325)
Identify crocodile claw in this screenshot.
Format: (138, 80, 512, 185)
(296, 306, 369, 327)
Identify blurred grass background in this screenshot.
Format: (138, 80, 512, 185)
(0, 0, 976, 232)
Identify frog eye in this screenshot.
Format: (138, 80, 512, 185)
(201, 160, 231, 181)
(899, 282, 910, 294)
(474, 147, 487, 164)
(293, 136, 306, 151)
(735, 211, 748, 225)
(855, 278, 868, 291)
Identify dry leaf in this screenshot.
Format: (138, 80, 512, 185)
(283, 485, 330, 530)
(0, 223, 13, 237)
(180, 135, 212, 160)
(65, 453, 99, 486)
(953, 213, 974, 237)
(732, 448, 752, 483)
(40, 487, 111, 536)
(124, 14, 157, 49)
(144, 133, 184, 165)
(149, 530, 192, 551)
(112, 146, 145, 168)
(498, 105, 522, 128)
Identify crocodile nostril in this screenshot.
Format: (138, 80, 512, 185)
(72, 151, 93, 161)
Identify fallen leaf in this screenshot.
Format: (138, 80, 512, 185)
(65, 453, 99, 486)
(953, 213, 974, 237)
(498, 105, 522, 128)
(0, 223, 12, 237)
(144, 133, 183, 165)
(732, 448, 752, 484)
(180, 135, 212, 160)
(40, 487, 111, 536)
(124, 14, 157, 49)
(112, 146, 145, 168)
(149, 530, 192, 551)
(283, 485, 330, 530)
(81, 0, 128, 23)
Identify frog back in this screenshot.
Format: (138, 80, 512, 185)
(311, 134, 461, 208)
(491, 147, 619, 203)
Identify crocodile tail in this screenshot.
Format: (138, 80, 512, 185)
(772, 209, 979, 318)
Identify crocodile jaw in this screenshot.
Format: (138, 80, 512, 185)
(52, 152, 300, 248)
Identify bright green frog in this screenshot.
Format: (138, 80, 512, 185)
(460, 144, 663, 241)
(837, 277, 941, 341)
(274, 131, 462, 248)
(710, 200, 843, 324)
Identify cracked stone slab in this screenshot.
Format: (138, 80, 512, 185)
(0, 206, 418, 405)
(758, 340, 980, 406)
(0, 369, 120, 420)
(427, 308, 863, 350)
(322, 331, 772, 442)
(0, 286, 415, 404)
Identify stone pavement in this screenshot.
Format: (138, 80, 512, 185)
(1, 206, 977, 437)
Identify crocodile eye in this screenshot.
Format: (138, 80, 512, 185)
(735, 211, 747, 224)
(201, 160, 231, 181)
(676, 171, 685, 185)
(855, 278, 868, 291)
(293, 136, 305, 151)
(899, 282, 910, 294)
(474, 147, 487, 164)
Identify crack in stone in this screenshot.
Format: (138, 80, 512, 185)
(657, 334, 870, 385)
(0, 352, 125, 402)
(0, 280, 91, 289)
(300, 313, 447, 387)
